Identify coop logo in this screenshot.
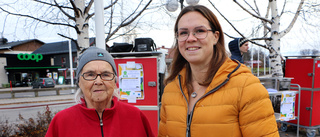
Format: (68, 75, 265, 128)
(17, 53, 43, 62)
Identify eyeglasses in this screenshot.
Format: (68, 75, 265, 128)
(82, 72, 115, 81)
(176, 26, 212, 42)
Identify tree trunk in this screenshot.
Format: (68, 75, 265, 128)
(269, 0, 283, 77)
(74, 0, 90, 49)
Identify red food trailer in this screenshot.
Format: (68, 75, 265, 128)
(284, 55, 320, 136)
(111, 52, 162, 136)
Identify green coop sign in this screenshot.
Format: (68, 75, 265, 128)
(17, 53, 43, 62)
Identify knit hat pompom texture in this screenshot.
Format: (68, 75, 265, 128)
(76, 46, 117, 82)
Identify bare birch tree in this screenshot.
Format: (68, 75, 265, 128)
(0, 0, 153, 50)
(208, 0, 310, 77)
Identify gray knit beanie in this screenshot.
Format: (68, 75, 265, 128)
(76, 46, 117, 83)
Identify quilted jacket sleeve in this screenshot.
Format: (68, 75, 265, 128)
(238, 75, 279, 137)
(158, 97, 167, 137)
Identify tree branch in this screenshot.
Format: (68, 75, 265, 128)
(33, 0, 72, 9)
(253, 0, 261, 16)
(280, 0, 288, 16)
(0, 7, 73, 28)
(208, 0, 245, 38)
(244, 0, 259, 15)
(233, 0, 272, 24)
(122, 0, 151, 27)
(279, 0, 305, 38)
(225, 31, 275, 53)
(263, 2, 271, 34)
(105, 0, 152, 41)
(53, 0, 75, 21)
(109, 22, 139, 41)
(57, 33, 79, 50)
(84, 0, 94, 15)
(87, 0, 118, 21)
(251, 37, 272, 41)
(105, 2, 115, 42)
(69, 0, 80, 18)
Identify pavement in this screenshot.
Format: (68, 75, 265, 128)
(0, 87, 319, 137)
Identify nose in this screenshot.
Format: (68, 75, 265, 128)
(186, 32, 197, 42)
(94, 75, 103, 85)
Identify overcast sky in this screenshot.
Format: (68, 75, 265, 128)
(0, 0, 319, 55)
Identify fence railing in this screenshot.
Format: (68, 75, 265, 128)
(0, 86, 77, 98)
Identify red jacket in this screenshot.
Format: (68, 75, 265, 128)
(46, 97, 154, 137)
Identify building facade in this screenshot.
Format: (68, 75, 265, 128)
(0, 38, 79, 87)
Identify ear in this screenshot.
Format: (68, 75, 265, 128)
(213, 31, 220, 44)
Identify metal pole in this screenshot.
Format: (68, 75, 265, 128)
(68, 40, 75, 93)
(257, 48, 260, 76)
(180, 0, 184, 10)
(94, 0, 106, 49)
(269, 56, 271, 74)
(251, 48, 253, 72)
(264, 49, 266, 75)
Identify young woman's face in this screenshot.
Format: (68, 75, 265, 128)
(240, 41, 249, 54)
(78, 60, 116, 106)
(177, 11, 219, 66)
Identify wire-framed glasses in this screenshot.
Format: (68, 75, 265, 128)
(82, 72, 115, 81)
(176, 26, 212, 42)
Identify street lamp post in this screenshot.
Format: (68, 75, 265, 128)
(165, 0, 200, 12)
(179, 0, 183, 10)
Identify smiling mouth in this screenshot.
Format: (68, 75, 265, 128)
(187, 47, 200, 51)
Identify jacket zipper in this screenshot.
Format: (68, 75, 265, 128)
(179, 61, 240, 137)
(178, 75, 190, 137)
(96, 110, 105, 137)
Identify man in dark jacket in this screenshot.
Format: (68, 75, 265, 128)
(228, 38, 249, 63)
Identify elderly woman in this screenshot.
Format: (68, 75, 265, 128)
(158, 5, 279, 137)
(46, 46, 154, 137)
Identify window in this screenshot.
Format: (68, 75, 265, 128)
(61, 57, 66, 63)
(73, 56, 77, 63)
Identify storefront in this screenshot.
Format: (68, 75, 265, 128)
(2, 53, 61, 87)
(0, 39, 80, 87)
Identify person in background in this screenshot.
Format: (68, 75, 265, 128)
(228, 37, 249, 63)
(158, 48, 168, 101)
(46, 46, 154, 137)
(158, 5, 279, 137)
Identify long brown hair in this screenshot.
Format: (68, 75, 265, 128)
(164, 5, 227, 92)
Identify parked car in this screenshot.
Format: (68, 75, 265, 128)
(32, 78, 55, 89)
(13, 81, 29, 87)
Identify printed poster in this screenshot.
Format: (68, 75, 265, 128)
(118, 62, 144, 101)
(53, 72, 58, 80)
(280, 91, 296, 121)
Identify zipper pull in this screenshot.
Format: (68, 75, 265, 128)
(100, 119, 103, 126)
(186, 125, 190, 137)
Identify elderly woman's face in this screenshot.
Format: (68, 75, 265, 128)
(177, 11, 219, 65)
(79, 60, 116, 105)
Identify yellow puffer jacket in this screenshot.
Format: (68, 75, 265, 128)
(159, 58, 279, 137)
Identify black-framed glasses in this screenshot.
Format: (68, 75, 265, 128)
(82, 72, 115, 81)
(176, 26, 212, 42)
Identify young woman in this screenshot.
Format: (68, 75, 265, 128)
(158, 5, 279, 137)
